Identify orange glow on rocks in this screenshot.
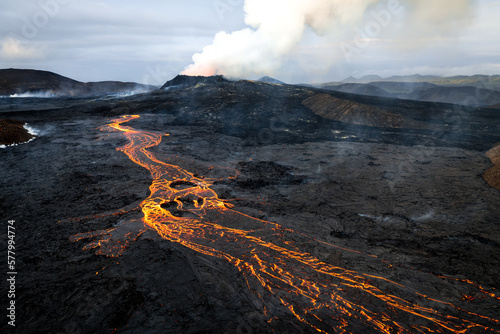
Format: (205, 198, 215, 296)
(71, 115, 500, 333)
(181, 65, 217, 77)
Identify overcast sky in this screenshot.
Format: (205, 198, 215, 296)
(0, 0, 499, 84)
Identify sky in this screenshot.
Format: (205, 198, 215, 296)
(0, 0, 499, 85)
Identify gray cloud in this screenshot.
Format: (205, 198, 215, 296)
(0, 0, 237, 82)
(0, 0, 498, 84)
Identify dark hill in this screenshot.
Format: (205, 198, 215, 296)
(406, 85, 500, 106)
(0, 69, 80, 95)
(322, 83, 393, 98)
(320, 80, 500, 107)
(369, 81, 438, 94)
(0, 68, 156, 97)
(161, 75, 228, 89)
(338, 74, 500, 90)
(302, 93, 429, 129)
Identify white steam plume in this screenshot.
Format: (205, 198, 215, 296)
(182, 0, 474, 78)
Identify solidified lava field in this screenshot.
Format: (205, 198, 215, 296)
(1, 77, 500, 333)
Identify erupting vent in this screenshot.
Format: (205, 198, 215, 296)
(161, 75, 228, 90)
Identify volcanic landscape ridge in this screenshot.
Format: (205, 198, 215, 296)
(0, 68, 157, 98)
(1, 69, 500, 333)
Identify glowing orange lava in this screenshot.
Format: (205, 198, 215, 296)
(71, 115, 500, 333)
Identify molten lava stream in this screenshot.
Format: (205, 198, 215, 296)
(71, 115, 500, 333)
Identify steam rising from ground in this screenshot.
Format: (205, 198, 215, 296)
(182, 0, 474, 78)
(1, 87, 152, 99)
(7, 92, 57, 98)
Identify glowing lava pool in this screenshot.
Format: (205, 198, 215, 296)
(71, 115, 500, 333)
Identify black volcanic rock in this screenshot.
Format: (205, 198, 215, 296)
(0, 118, 34, 145)
(302, 93, 429, 129)
(0, 68, 156, 97)
(322, 83, 393, 98)
(161, 74, 228, 89)
(485, 144, 500, 190)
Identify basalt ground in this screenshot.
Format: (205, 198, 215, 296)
(1, 79, 500, 333)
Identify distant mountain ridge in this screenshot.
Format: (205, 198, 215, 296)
(0, 68, 156, 97)
(339, 74, 500, 87)
(318, 74, 500, 107)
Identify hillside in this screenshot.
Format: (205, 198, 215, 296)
(0, 68, 156, 97)
(320, 83, 392, 98)
(369, 81, 438, 94)
(405, 85, 500, 106)
(161, 74, 227, 89)
(319, 76, 500, 106)
(302, 93, 428, 129)
(339, 74, 500, 89)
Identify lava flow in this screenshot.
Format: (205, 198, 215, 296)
(71, 115, 500, 333)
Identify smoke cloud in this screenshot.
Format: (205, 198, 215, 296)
(0, 37, 44, 60)
(182, 0, 474, 78)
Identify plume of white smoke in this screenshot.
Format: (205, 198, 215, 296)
(0, 37, 44, 60)
(182, 0, 474, 78)
(182, 0, 378, 77)
(406, 0, 473, 27)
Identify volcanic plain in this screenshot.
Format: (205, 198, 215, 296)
(1, 75, 500, 333)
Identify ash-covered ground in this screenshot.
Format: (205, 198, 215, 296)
(1, 77, 500, 333)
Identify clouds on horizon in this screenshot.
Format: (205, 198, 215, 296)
(0, 0, 499, 84)
(0, 0, 233, 84)
(0, 37, 46, 60)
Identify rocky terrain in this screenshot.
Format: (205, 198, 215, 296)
(302, 93, 430, 129)
(1, 75, 500, 333)
(0, 118, 34, 146)
(485, 144, 500, 191)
